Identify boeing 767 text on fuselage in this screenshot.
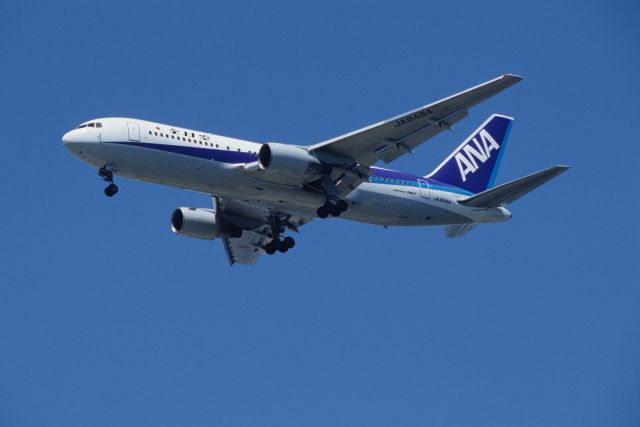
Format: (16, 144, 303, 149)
(63, 74, 568, 265)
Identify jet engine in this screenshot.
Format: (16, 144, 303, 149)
(170, 208, 240, 240)
(258, 143, 324, 176)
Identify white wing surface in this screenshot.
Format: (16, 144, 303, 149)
(309, 74, 523, 167)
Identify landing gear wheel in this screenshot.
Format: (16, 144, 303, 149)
(317, 205, 329, 219)
(282, 236, 295, 249)
(264, 243, 276, 255)
(328, 203, 340, 217)
(278, 244, 289, 253)
(104, 183, 119, 197)
(335, 199, 348, 213)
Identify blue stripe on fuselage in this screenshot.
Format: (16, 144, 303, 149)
(103, 141, 472, 196)
(369, 167, 473, 196)
(106, 140, 259, 164)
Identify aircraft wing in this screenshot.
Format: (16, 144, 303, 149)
(219, 200, 312, 266)
(309, 74, 522, 167)
(222, 227, 269, 266)
(444, 224, 477, 238)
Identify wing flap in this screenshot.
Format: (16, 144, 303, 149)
(218, 198, 313, 266)
(444, 224, 477, 238)
(223, 228, 269, 266)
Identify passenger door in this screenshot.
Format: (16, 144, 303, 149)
(127, 122, 140, 141)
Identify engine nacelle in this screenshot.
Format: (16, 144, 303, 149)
(170, 208, 239, 240)
(258, 143, 323, 176)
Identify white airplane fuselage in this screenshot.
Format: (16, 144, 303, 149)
(62, 117, 511, 227)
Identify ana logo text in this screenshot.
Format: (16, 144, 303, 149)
(455, 129, 500, 182)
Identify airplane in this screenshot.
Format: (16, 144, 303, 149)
(62, 74, 569, 265)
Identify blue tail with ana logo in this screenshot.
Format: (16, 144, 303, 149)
(426, 114, 513, 194)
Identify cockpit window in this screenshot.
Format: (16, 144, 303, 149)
(77, 122, 102, 129)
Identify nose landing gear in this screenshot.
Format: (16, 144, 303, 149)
(99, 165, 119, 197)
(104, 183, 119, 197)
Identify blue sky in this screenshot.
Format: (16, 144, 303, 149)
(1, 1, 639, 425)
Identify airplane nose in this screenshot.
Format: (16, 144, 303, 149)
(62, 129, 85, 156)
(62, 129, 87, 149)
(62, 130, 75, 145)
(62, 129, 78, 145)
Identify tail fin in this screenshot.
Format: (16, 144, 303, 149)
(427, 114, 513, 194)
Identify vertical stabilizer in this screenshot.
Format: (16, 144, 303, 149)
(427, 114, 513, 194)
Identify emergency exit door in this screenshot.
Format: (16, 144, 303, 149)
(127, 122, 140, 141)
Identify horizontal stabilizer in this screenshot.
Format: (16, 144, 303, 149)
(444, 224, 477, 238)
(459, 165, 570, 208)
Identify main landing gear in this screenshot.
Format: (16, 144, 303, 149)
(263, 236, 295, 255)
(99, 165, 118, 197)
(316, 199, 348, 218)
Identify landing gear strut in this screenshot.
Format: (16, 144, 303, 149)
(263, 236, 296, 255)
(99, 165, 118, 197)
(316, 200, 348, 218)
